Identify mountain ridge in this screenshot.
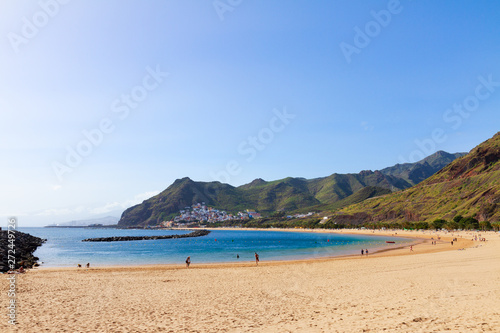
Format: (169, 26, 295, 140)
(118, 150, 465, 227)
(335, 132, 500, 224)
(380, 151, 466, 185)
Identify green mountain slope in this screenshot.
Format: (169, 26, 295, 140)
(380, 151, 467, 185)
(118, 150, 465, 227)
(337, 132, 500, 224)
(119, 178, 246, 227)
(306, 171, 410, 205)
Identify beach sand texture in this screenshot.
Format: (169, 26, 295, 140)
(1, 230, 499, 332)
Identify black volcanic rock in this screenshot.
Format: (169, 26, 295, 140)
(82, 229, 210, 242)
(0, 230, 46, 272)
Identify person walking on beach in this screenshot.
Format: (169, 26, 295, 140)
(185, 256, 191, 268)
(361, 249, 364, 256)
(255, 252, 259, 266)
(410, 245, 413, 252)
(365, 249, 368, 256)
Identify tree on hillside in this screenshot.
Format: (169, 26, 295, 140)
(415, 222, 429, 230)
(492, 221, 500, 231)
(270, 211, 287, 219)
(431, 219, 446, 230)
(444, 220, 458, 230)
(453, 215, 465, 229)
(479, 221, 492, 231)
(462, 217, 479, 230)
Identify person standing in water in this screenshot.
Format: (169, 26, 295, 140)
(255, 252, 259, 266)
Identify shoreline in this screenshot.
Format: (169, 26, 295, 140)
(2, 230, 498, 332)
(33, 228, 477, 271)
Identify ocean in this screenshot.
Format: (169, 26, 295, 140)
(20, 227, 414, 267)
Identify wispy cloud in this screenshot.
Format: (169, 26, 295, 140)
(361, 121, 375, 132)
(52, 185, 62, 191)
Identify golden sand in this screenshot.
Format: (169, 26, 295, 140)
(2, 229, 499, 332)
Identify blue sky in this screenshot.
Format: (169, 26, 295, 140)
(1, 0, 499, 226)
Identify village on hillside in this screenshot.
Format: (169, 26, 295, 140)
(158, 203, 318, 228)
(160, 203, 261, 228)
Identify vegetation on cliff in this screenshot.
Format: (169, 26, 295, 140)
(119, 150, 465, 227)
(335, 132, 500, 224)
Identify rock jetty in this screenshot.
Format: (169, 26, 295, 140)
(0, 230, 46, 272)
(82, 229, 211, 242)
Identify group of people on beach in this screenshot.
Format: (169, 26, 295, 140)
(361, 249, 369, 256)
(77, 263, 90, 268)
(185, 252, 260, 268)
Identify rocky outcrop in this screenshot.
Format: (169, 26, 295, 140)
(82, 229, 211, 242)
(0, 230, 46, 272)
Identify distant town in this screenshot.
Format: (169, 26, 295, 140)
(160, 202, 315, 228)
(160, 202, 260, 228)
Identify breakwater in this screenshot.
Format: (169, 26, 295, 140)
(0, 230, 46, 272)
(82, 229, 211, 242)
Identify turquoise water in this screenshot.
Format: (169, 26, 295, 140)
(20, 228, 414, 267)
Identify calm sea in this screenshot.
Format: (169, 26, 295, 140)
(19, 228, 414, 267)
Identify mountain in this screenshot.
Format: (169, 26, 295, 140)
(46, 216, 119, 227)
(118, 177, 321, 227)
(336, 132, 500, 224)
(380, 151, 467, 185)
(118, 150, 465, 227)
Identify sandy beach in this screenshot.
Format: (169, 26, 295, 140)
(2, 229, 499, 332)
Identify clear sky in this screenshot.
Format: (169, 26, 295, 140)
(1, 0, 499, 226)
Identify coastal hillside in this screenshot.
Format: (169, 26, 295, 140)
(118, 150, 464, 227)
(379, 151, 466, 185)
(118, 177, 321, 227)
(335, 132, 500, 224)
